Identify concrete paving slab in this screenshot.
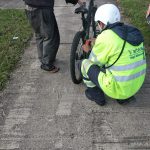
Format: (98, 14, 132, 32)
(0, 0, 24, 9)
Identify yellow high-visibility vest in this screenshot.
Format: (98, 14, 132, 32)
(88, 29, 146, 99)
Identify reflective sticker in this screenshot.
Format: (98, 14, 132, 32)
(109, 59, 146, 71)
(83, 79, 96, 87)
(114, 69, 146, 82)
(89, 51, 103, 66)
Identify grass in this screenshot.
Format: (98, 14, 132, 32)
(0, 9, 32, 90)
(118, 0, 150, 55)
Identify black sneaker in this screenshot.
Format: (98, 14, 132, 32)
(41, 64, 59, 73)
(85, 87, 106, 106)
(116, 96, 135, 105)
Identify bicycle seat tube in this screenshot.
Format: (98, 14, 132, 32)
(85, 0, 94, 39)
(81, 13, 88, 32)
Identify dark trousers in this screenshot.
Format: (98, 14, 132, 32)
(26, 8, 60, 66)
(87, 65, 101, 88)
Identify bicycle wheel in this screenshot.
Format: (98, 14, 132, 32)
(70, 31, 85, 84)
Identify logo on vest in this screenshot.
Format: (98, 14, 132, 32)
(128, 47, 144, 59)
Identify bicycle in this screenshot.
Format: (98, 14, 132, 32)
(70, 0, 98, 84)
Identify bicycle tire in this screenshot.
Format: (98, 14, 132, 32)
(70, 31, 85, 84)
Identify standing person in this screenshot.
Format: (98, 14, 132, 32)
(81, 4, 147, 106)
(24, 0, 85, 72)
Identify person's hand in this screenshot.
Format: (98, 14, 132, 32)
(90, 38, 96, 46)
(146, 4, 150, 18)
(78, 0, 86, 5)
(82, 39, 91, 53)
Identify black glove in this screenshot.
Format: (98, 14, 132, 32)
(65, 0, 78, 4)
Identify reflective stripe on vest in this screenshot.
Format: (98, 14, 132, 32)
(83, 79, 96, 87)
(89, 51, 103, 66)
(113, 68, 146, 82)
(108, 59, 146, 71)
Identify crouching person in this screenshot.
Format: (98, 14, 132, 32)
(81, 4, 147, 106)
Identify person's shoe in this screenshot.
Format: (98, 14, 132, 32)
(116, 96, 135, 105)
(85, 87, 106, 106)
(41, 64, 59, 73)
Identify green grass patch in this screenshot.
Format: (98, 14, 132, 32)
(119, 0, 150, 54)
(0, 9, 32, 90)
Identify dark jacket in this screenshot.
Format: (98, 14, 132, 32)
(23, 0, 54, 8)
(23, 0, 78, 8)
(106, 22, 144, 46)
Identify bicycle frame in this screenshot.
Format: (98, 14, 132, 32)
(80, 0, 97, 40)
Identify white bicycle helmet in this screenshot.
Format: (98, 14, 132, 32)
(95, 4, 121, 25)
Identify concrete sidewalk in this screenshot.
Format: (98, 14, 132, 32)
(0, 0, 150, 149)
